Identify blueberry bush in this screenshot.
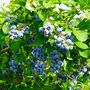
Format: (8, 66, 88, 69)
(0, 0, 90, 90)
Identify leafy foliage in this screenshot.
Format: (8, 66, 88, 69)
(0, 0, 90, 90)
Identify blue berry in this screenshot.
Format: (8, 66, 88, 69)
(10, 25, 17, 30)
(34, 14, 41, 21)
(10, 65, 17, 72)
(10, 20, 17, 25)
(39, 27, 44, 33)
(56, 27, 63, 33)
(66, 39, 73, 45)
(56, 37, 64, 42)
(39, 22, 54, 37)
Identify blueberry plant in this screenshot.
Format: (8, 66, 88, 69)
(0, 0, 90, 90)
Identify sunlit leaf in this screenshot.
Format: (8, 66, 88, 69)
(73, 30, 88, 42)
(75, 42, 88, 49)
(2, 22, 10, 34)
(79, 50, 90, 58)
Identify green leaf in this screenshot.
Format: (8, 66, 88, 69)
(48, 39, 55, 46)
(66, 51, 73, 60)
(43, 0, 54, 9)
(5, 36, 10, 47)
(86, 59, 90, 66)
(34, 32, 47, 46)
(62, 60, 67, 71)
(0, 80, 5, 84)
(43, 85, 55, 90)
(37, 10, 47, 21)
(79, 50, 90, 58)
(25, 0, 39, 11)
(26, 1, 33, 11)
(73, 30, 88, 42)
(10, 41, 20, 51)
(2, 22, 10, 34)
(75, 42, 88, 49)
(77, 0, 90, 8)
(0, 31, 5, 36)
(0, 39, 5, 45)
(78, 19, 90, 30)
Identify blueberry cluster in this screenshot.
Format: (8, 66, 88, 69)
(9, 25, 29, 40)
(8, 60, 18, 72)
(31, 46, 47, 75)
(39, 22, 54, 37)
(49, 50, 62, 73)
(32, 46, 47, 60)
(34, 60, 46, 76)
(8, 60, 23, 75)
(54, 27, 74, 51)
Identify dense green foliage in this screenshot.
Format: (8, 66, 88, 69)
(0, 0, 90, 90)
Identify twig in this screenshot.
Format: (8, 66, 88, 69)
(1, 47, 9, 53)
